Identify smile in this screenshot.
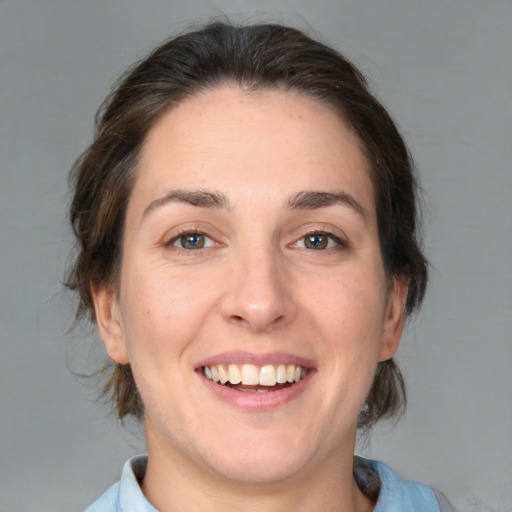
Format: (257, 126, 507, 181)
(202, 363, 309, 392)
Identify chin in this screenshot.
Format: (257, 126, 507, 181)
(197, 428, 317, 485)
(209, 452, 309, 485)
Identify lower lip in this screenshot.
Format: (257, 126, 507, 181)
(198, 371, 314, 411)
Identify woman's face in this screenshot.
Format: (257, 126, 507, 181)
(94, 86, 406, 485)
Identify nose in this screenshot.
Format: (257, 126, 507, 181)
(220, 244, 297, 333)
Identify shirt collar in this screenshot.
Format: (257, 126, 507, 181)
(118, 456, 157, 512)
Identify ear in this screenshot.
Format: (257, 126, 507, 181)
(379, 277, 409, 361)
(91, 282, 130, 364)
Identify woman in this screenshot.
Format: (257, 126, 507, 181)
(67, 21, 449, 511)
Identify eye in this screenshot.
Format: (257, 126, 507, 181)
(296, 232, 344, 250)
(169, 232, 215, 250)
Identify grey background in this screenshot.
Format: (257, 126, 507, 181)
(1, 1, 511, 511)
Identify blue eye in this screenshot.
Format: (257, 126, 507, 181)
(305, 234, 328, 249)
(172, 232, 214, 249)
(298, 233, 342, 250)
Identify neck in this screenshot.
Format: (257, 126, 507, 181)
(141, 429, 374, 512)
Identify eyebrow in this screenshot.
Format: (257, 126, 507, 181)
(142, 189, 231, 219)
(142, 188, 367, 222)
(288, 190, 367, 221)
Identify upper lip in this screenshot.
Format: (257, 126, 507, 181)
(195, 351, 315, 370)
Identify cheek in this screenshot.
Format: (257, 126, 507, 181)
(307, 269, 388, 371)
(119, 267, 218, 355)
(311, 268, 387, 328)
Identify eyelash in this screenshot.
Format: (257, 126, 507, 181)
(164, 229, 216, 251)
(293, 231, 349, 251)
(164, 229, 348, 252)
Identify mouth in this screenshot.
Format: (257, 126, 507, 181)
(201, 363, 309, 393)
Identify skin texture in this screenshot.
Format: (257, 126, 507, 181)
(93, 86, 407, 512)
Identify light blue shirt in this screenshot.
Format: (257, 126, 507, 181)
(84, 455, 441, 512)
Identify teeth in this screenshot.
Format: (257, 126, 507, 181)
(259, 365, 276, 386)
(202, 363, 308, 387)
(241, 364, 259, 385)
(276, 364, 287, 383)
(228, 364, 241, 384)
(210, 366, 220, 383)
(218, 365, 228, 384)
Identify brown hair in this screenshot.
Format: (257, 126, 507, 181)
(66, 21, 428, 427)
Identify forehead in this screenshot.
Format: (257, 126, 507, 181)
(133, 85, 374, 213)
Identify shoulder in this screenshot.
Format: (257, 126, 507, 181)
(83, 455, 157, 512)
(355, 457, 443, 512)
